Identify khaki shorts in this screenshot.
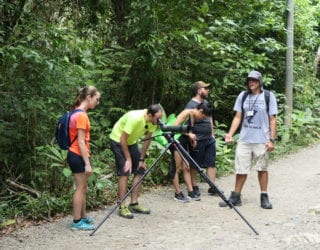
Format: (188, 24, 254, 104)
(235, 142, 269, 174)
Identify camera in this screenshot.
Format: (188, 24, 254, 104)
(157, 119, 189, 134)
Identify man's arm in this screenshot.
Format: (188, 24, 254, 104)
(269, 115, 277, 140)
(225, 111, 242, 143)
(267, 115, 277, 151)
(120, 132, 130, 160)
(140, 132, 153, 160)
(210, 117, 215, 138)
(120, 131, 132, 173)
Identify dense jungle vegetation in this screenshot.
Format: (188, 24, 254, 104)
(1, 0, 320, 227)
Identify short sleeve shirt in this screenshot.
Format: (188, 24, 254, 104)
(234, 90, 278, 143)
(109, 109, 158, 145)
(68, 111, 91, 156)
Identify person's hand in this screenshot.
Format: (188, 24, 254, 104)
(188, 132, 197, 148)
(183, 162, 190, 170)
(266, 141, 275, 152)
(137, 160, 147, 171)
(123, 160, 132, 174)
(85, 164, 93, 176)
(225, 134, 233, 143)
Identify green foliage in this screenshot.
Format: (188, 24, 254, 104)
(214, 121, 235, 176)
(0, 192, 71, 224)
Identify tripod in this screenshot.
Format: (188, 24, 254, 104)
(90, 132, 259, 236)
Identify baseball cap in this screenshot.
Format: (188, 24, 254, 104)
(247, 70, 263, 85)
(247, 70, 262, 80)
(193, 81, 211, 89)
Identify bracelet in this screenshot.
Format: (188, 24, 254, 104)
(139, 158, 145, 162)
(269, 138, 275, 143)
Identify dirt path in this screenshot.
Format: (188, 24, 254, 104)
(1, 143, 320, 250)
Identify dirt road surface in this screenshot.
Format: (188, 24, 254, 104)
(1, 143, 320, 250)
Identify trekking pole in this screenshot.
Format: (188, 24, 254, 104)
(90, 142, 173, 236)
(171, 135, 259, 235)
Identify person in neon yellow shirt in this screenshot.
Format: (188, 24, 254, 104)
(109, 104, 163, 219)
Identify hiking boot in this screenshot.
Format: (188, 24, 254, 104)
(219, 191, 242, 207)
(187, 191, 201, 201)
(174, 192, 190, 203)
(208, 187, 224, 196)
(71, 220, 95, 230)
(81, 216, 94, 224)
(128, 203, 151, 214)
(119, 205, 134, 219)
(260, 193, 272, 209)
(193, 185, 201, 197)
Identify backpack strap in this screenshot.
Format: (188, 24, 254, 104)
(68, 109, 84, 147)
(241, 91, 249, 115)
(263, 89, 270, 114)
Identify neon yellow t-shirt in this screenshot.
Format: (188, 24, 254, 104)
(109, 109, 157, 145)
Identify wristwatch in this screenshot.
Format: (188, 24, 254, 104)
(269, 138, 275, 143)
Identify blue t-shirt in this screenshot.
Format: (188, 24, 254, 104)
(234, 90, 278, 143)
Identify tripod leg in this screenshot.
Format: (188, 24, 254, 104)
(90, 143, 172, 236)
(173, 139, 259, 235)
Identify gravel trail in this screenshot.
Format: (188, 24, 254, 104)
(1, 143, 320, 250)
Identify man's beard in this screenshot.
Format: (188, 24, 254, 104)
(200, 92, 208, 99)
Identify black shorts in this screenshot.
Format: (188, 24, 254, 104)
(109, 140, 145, 176)
(190, 137, 216, 168)
(67, 151, 89, 173)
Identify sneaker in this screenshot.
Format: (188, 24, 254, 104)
(128, 203, 151, 214)
(193, 186, 201, 197)
(174, 192, 190, 203)
(71, 220, 95, 230)
(187, 191, 201, 201)
(119, 205, 134, 219)
(81, 216, 94, 224)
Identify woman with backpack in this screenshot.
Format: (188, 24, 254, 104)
(67, 86, 101, 230)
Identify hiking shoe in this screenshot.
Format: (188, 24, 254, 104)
(174, 192, 190, 203)
(128, 203, 151, 214)
(187, 191, 201, 201)
(81, 216, 94, 224)
(119, 205, 134, 219)
(208, 187, 223, 196)
(71, 220, 95, 230)
(219, 191, 242, 207)
(193, 185, 201, 197)
(260, 193, 272, 209)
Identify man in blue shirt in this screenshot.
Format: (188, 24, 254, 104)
(219, 71, 278, 209)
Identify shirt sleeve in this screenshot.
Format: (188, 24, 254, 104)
(233, 92, 245, 112)
(76, 113, 88, 130)
(268, 92, 278, 115)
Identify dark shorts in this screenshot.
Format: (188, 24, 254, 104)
(190, 137, 216, 169)
(67, 151, 89, 173)
(109, 140, 145, 176)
